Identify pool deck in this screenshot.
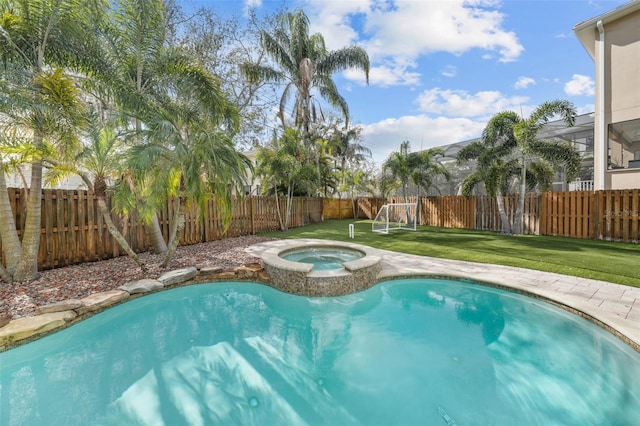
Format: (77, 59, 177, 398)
(247, 239, 640, 351)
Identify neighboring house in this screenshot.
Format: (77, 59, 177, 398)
(574, 0, 640, 190)
(241, 148, 262, 196)
(6, 164, 87, 190)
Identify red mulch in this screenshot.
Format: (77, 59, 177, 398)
(0, 235, 274, 319)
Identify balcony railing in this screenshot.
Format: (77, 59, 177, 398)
(568, 180, 594, 191)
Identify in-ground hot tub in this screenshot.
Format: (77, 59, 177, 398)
(261, 241, 381, 296)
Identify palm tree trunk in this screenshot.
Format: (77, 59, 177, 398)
(496, 193, 512, 234)
(97, 198, 147, 272)
(0, 163, 22, 276)
(285, 183, 293, 230)
(0, 263, 12, 284)
(14, 159, 44, 282)
(149, 212, 168, 253)
(352, 196, 357, 219)
(273, 188, 285, 231)
(513, 159, 527, 235)
(314, 150, 321, 196)
(161, 196, 185, 268)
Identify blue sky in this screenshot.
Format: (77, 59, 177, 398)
(185, 0, 629, 165)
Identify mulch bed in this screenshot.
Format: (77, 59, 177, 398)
(0, 235, 274, 319)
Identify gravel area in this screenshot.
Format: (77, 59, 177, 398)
(0, 235, 275, 320)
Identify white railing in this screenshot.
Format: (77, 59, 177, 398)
(568, 180, 594, 191)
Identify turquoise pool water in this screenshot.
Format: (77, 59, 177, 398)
(281, 247, 364, 270)
(1, 279, 639, 425)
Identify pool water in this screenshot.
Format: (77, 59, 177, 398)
(281, 247, 364, 270)
(1, 279, 639, 425)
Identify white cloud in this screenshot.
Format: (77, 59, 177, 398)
(344, 60, 421, 87)
(361, 1, 523, 62)
(514, 76, 535, 89)
(304, 0, 524, 86)
(415, 88, 530, 118)
(564, 74, 595, 96)
(243, 0, 262, 14)
(441, 65, 457, 78)
(361, 115, 486, 166)
(306, 1, 367, 49)
(576, 103, 595, 115)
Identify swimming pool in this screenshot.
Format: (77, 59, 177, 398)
(1, 279, 639, 425)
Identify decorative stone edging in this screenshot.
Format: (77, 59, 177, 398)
(0, 263, 267, 351)
(260, 240, 381, 296)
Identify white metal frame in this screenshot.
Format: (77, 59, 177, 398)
(372, 202, 418, 234)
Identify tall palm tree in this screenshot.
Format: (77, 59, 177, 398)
(127, 75, 250, 268)
(458, 100, 581, 234)
(95, 0, 245, 256)
(96, 0, 178, 255)
(241, 9, 369, 191)
(0, 0, 105, 281)
(511, 100, 580, 234)
(242, 9, 369, 133)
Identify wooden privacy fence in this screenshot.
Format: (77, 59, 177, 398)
(540, 189, 640, 242)
(326, 189, 639, 243)
(322, 197, 387, 220)
(2, 189, 323, 270)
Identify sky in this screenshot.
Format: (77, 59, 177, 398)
(185, 0, 630, 166)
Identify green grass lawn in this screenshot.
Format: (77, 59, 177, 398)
(261, 219, 640, 287)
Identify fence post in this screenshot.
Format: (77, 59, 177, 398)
(250, 196, 255, 235)
(592, 190, 600, 240)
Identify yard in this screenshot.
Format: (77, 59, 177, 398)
(262, 219, 640, 287)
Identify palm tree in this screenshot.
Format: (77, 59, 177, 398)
(0, 0, 105, 282)
(383, 142, 450, 224)
(329, 124, 371, 188)
(126, 75, 250, 268)
(456, 123, 517, 234)
(458, 100, 581, 234)
(409, 147, 451, 196)
(44, 122, 147, 271)
(241, 9, 369, 191)
(242, 9, 369, 133)
(382, 141, 413, 202)
(95, 0, 181, 255)
(255, 128, 316, 230)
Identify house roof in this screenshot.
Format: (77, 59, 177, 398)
(573, 0, 640, 60)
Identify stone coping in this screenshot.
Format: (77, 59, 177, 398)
(261, 241, 382, 296)
(0, 264, 267, 351)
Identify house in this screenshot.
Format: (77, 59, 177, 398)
(574, 0, 640, 189)
(5, 164, 87, 190)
